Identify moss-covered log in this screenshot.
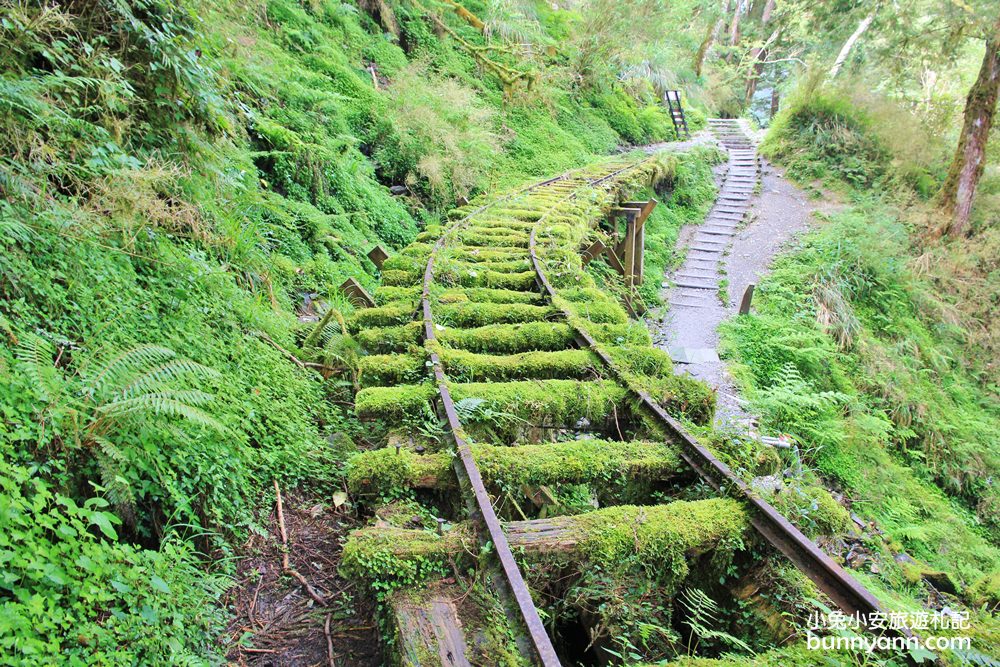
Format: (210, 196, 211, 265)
(436, 320, 650, 354)
(342, 499, 747, 595)
(356, 322, 422, 353)
(437, 287, 544, 305)
(347, 439, 683, 496)
(440, 348, 600, 382)
(507, 498, 748, 584)
(436, 302, 555, 328)
(340, 522, 475, 591)
(358, 353, 427, 387)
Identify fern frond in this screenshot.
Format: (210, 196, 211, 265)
(92, 435, 136, 524)
(88, 344, 177, 393)
(15, 333, 61, 403)
(98, 390, 225, 432)
(116, 359, 220, 400)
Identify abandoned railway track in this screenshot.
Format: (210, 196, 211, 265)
(339, 132, 895, 665)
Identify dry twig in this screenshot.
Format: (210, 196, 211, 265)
(274, 480, 328, 606)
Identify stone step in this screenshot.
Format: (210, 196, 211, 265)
(676, 268, 718, 280)
(675, 279, 717, 290)
(671, 299, 712, 309)
(691, 244, 727, 254)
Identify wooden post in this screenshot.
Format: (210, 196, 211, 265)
(340, 277, 375, 308)
(738, 283, 755, 315)
(581, 238, 606, 266)
(367, 245, 390, 269)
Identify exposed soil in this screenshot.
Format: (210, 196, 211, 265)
(224, 490, 383, 667)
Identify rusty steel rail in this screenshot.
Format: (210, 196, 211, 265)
(417, 165, 645, 667)
(527, 206, 897, 638)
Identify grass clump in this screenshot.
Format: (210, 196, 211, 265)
(761, 89, 889, 189)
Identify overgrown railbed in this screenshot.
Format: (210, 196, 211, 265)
(334, 153, 858, 665)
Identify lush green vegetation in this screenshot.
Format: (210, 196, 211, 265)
(0, 0, 684, 661)
(721, 85, 1000, 652)
(3, 0, 999, 662)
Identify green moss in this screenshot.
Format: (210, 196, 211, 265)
(450, 379, 630, 431)
(347, 448, 454, 495)
(347, 302, 416, 331)
(458, 231, 529, 248)
(438, 287, 544, 305)
(356, 322, 422, 353)
(374, 285, 420, 305)
(340, 523, 473, 594)
(355, 383, 435, 421)
(441, 348, 599, 382)
(348, 439, 682, 497)
(436, 302, 555, 328)
(437, 267, 538, 291)
(438, 321, 578, 353)
(358, 353, 426, 387)
(514, 499, 748, 590)
(556, 289, 628, 325)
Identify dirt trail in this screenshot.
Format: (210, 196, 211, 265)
(652, 120, 830, 424)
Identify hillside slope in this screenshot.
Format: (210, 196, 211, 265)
(0, 0, 678, 661)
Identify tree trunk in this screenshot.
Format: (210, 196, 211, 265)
(770, 87, 780, 118)
(745, 26, 780, 106)
(728, 0, 742, 47)
(694, 0, 731, 77)
(829, 11, 875, 79)
(938, 29, 1000, 237)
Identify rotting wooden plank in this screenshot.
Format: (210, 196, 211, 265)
(392, 584, 472, 667)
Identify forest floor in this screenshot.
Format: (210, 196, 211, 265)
(652, 135, 841, 424)
(225, 490, 383, 667)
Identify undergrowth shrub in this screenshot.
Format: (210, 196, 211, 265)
(373, 62, 499, 207)
(720, 203, 1000, 591)
(761, 89, 889, 188)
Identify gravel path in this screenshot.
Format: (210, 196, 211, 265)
(650, 120, 827, 425)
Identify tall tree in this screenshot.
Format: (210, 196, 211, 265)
(938, 19, 1000, 236)
(828, 8, 877, 79)
(694, 0, 731, 77)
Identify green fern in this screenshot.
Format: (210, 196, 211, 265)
(14, 338, 226, 522)
(680, 587, 754, 656)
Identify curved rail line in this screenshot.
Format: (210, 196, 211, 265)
(387, 148, 900, 665)
(417, 159, 651, 666)
(527, 204, 891, 636)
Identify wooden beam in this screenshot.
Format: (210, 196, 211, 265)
(581, 238, 606, 266)
(604, 245, 626, 276)
(738, 283, 755, 315)
(340, 277, 375, 308)
(367, 245, 390, 269)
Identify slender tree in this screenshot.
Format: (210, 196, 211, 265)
(828, 8, 877, 79)
(694, 0, 731, 77)
(937, 18, 1000, 236)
